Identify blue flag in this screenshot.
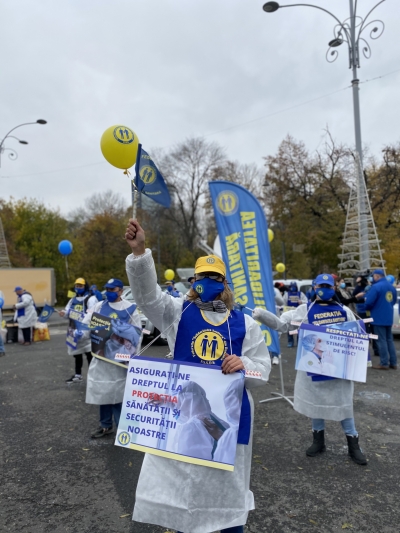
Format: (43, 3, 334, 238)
(134, 144, 171, 208)
(38, 304, 55, 323)
(209, 181, 280, 354)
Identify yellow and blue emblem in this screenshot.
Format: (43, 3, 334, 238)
(113, 126, 135, 145)
(386, 291, 393, 302)
(191, 329, 227, 362)
(139, 165, 157, 185)
(117, 431, 130, 445)
(216, 191, 238, 216)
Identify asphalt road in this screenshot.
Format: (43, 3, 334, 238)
(1, 320, 400, 533)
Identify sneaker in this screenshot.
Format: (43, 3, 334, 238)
(91, 427, 114, 439)
(272, 356, 279, 365)
(65, 374, 83, 383)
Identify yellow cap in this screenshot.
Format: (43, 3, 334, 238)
(74, 278, 86, 285)
(194, 255, 226, 277)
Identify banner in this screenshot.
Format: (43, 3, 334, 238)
(90, 312, 141, 362)
(38, 304, 55, 323)
(209, 181, 280, 354)
(134, 144, 171, 208)
(115, 357, 244, 471)
(296, 321, 369, 382)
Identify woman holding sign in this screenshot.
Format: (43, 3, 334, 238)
(253, 273, 367, 466)
(125, 219, 271, 533)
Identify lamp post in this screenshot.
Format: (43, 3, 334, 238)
(0, 119, 47, 167)
(263, 1, 386, 272)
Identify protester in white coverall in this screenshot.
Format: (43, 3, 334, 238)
(60, 278, 98, 383)
(125, 218, 271, 533)
(253, 273, 367, 466)
(13, 286, 38, 345)
(82, 278, 141, 438)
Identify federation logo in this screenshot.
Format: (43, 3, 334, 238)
(322, 275, 328, 280)
(216, 191, 238, 216)
(317, 290, 324, 297)
(109, 312, 119, 319)
(191, 329, 227, 361)
(117, 432, 130, 445)
(206, 257, 215, 264)
(139, 165, 156, 184)
(113, 126, 135, 145)
(196, 284, 204, 294)
(386, 291, 393, 303)
(73, 304, 83, 312)
(42, 311, 49, 317)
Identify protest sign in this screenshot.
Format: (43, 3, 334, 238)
(66, 308, 86, 349)
(90, 312, 141, 363)
(296, 320, 369, 382)
(115, 357, 244, 471)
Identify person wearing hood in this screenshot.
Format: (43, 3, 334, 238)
(172, 381, 230, 461)
(365, 269, 397, 370)
(60, 278, 98, 383)
(125, 218, 271, 533)
(283, 282, 307, 348)
(81, 278, 142, 438)
(13, 286, 38, 346)
(253, 273, 367, 466)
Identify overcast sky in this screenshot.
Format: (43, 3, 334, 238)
(0, 0, 398, 215)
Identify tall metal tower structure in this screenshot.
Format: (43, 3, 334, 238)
(337, 155, 385, 277)
(0, 217, 11, 268)
(262, 0, 386, 273)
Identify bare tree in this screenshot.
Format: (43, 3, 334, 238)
(160, 137, 226, 252)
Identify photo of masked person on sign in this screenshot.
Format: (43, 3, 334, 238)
(297, 334, 337, 375)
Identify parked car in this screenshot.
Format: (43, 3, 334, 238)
(274, 279, 313, 296)
(121, 286, 168, 345)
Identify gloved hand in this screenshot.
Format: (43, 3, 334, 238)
(73, 329, 84, 340)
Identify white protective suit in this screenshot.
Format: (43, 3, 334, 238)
(253, 303, 356, 421)
(14, 292, 38, 329)
(126, 249, 271, 533)
(83, 299, 142, 405)
(63, 295, 98, 356)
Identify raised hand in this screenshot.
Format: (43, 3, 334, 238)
(125, 219, 146, 256)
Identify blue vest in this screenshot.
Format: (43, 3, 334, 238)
(307, 301, 348, 382)
(99, 300, 137, 321)
(174, 302, 251, 445)
(69, 295, 90, 328)
(287, 291, 301, 307)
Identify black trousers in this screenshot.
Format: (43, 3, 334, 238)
(74, 352, 93, 374)
(21, 327, 32, 343)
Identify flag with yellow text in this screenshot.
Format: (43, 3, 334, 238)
(209, 181, 280, 354)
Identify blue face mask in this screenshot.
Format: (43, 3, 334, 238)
(105, 290, 119, 302)
(192, 278, 225, 302)
(339, 283, 346, 289)
(316, 287, 335, 301)
(75, 287, 85, 296)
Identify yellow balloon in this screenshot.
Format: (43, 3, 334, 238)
(276, 263, 286, 273)
(164, 269, 175, 281)
(268, 229, 274, 243)
(100, 125, 139, 169)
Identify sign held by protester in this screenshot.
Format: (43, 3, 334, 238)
(296, 320, 369, 382)
(90, 312, 141, 363)
(115, 357, 244, 471)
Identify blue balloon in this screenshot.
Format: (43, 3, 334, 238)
(0, 297, 4, 309)
(58, 240, 73, 256)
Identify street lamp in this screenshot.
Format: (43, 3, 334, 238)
(262, 0, 386, 273)
(0, 119, 47, 167)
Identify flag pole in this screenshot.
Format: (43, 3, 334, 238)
(132, 180, 139, 219)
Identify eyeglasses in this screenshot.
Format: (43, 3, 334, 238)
(195, 273, 224, 282)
